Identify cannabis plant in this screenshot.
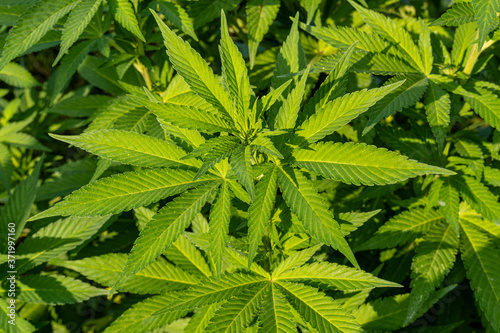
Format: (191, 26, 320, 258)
(2, 0, 500, 332)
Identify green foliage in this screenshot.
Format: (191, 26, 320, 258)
(2, 0, 500, 331)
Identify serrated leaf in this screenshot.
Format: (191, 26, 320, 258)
(277, 165, 357, 267)
(357, 208, 444, 251)
(230, 145, 254, 201)
(134, 95, 235, 134)
(406, 223, 459, 324)
(0, 62, 39, 88)
(165, 235, 213, 278)
(0, 298, 35, 333)
(48, 39, 97, 102)
(11, 215, 111, 275)
(51, 130, 200, 169)
(155, 273, 268, 314)
(0, 0, 79, 70)
(277, 262, 400, 291)
(154, 0, 197, 41)
(0, 157, 42, 250)
(363, 75, 428, 135)
(277, 281, 363, 333)
(30, 168, 219, 220)
(275, 67, 309, 130)
(432, 2, 475, 26)
(0, 274, 107, 305)
(460, 218, 500, 332)
(272, 244, 322, 278)
(295, 80, 404, 144)
(110, 182, 220, 295)
(271, 13, 306, 89)
(261, 284, 296, 333)
(250, 135, 283, 158)
(209, 181, 232, 276)
(439, 177, 460, 234)
(348, 0, 424, 73)
(472, 0, 500, 50)
(54, 0, 103, 65)
(51, 253, 197, 294)
(300, 42, 357, 123)
(451, 175, 500, 224)
(293, 142, 453, 186)
(424, 80, 450, 151)
(206, 283, 268, 333)
(246, 0, 280, 68)
(184, 304, 218, 333)
(0, 144, 13, 191)
(104, 295, 186, 333)
(151, 10, 236, 126)
(109, 0, 145, 42)
(220, 11, 251, 123)
(248, 165, 278, 266)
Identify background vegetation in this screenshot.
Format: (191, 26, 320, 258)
(1, 0, 500, 332)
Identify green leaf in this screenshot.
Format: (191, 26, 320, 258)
(357, 208, 444, 251)
(54, 0, 103, 65)
(451, 175, 500, 225)
(209, 181, 232, 276)
(275, 67, 309, 130)
(460, 218, 500, 332)
(110, 182, 220, 295)
(454, 80, 500, 130)
(271, 13, 306, 89)
(51, 253, 197, 294)
(165, 235, 213, 278)
(184, 304, 217, 333)
(246, 0, 280, 68)
(0, 157, 42, 250)
(406, 223, 459, 324)
(0, 144, 13, 191)
(0, 0, 79, 70)
(277, 165, 357, 267)
(348, 0, 425, 72)
(1, 274, 107, 305)
(12, 215, 111, 275)
(230, 145, 255, 201)
(154, 0, 197, 41)
(206, 283, 268, 333)
(134, 95, 235, 134)
(432, 2, 475, 26)
(51, 130, 200, 169)
(109, 0, 145, 42)
(0, 62, 39, 88)
(30, 169, 219, 220)
(250, 135, 283, 158)
(363, 75, 429, 135)
(439, 177, 460, 234)
(295, 80, 404, 144)
(277, 262, 401, 291)
(220, 10, 251, 123)
(352, 287, 456, 331)
(104, 295, 186, 333)
(0, 298, 35, 333)
(472, 0, 500, 49)
(277, 281, 363, 333)
(272, 244, 322, 278)
(248, 165, 278, 266)
(155, 273, 268, 314)
(424, 80, 450, 151)
(301, 42, 357, 122)
(293, 142, 453, 186)
(151, 10, 236, 126)
(48, 39, 97, 102)
(260, 283, 296, 333)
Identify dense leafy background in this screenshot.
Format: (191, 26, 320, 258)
(1, 0, 500, 332)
